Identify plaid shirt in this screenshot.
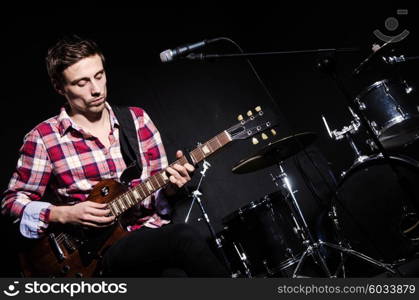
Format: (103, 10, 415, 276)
(1, 102, 170, 238)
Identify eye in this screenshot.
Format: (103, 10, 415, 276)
(95, 72, 104, 80)
(77, 80, 88, 87)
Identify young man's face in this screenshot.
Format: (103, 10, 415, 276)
(58, 54, 107, 116)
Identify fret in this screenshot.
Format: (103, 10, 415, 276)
(118, 197, 127, 210)
(130, 191, 138, 204)
(189, 151, 198, 165)
(208, 139, 218, 152)
(213, 135, 222, 148)
(155, 172, 166, 186)
(145, 180, 154, 192)
(191, 148, 203, 163)
(197, 145, 206, 159)
(197, 148, 205, 161)
(150, 176, 160, 190)
(220, 131, 232, 144)
(161, 171, 169, 182)
(108, 202, 116, 216)
(131, 188, 141, 201)
(109, 202, 117, 216)
(201, 143, 212, 155)
(138, 183, 148, 198)
(179, 156, 188, 165)
(155, 173, 163, 186)
(112, 201, 121, 215)
(126, 192, 135, 206)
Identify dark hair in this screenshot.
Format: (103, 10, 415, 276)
(46, 35, 105, 89)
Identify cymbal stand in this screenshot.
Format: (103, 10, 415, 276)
(272, 163, 399, 277)
(184, 160, 236, 277)
(272, 163, 332, 277)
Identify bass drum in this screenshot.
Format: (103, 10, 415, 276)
(335, 155, 419, 264)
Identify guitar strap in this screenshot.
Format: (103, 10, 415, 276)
(112, 106, 143, 184)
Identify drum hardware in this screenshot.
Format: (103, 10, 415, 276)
(352, 37, 398, 77)
(231, 240, 253, 278)
(231, 133, 400, 277)
(323, 52, 419, 249)
(270, 163, 332, 277)
(322, 107, 370, 172)
(184, 159, 236, 277)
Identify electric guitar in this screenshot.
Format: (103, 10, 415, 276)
(18, 106, 276, 277)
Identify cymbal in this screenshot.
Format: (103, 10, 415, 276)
(232, 132, 317, 174)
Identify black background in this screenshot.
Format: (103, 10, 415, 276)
(1, 2, 418, 275)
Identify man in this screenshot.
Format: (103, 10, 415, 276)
(1, 35, 227, 277)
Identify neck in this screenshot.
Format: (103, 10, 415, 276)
(69, 106, 109, 131)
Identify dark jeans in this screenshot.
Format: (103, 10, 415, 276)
(101, 223, 228, 277)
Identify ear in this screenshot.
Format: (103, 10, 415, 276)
(53, 82, 65, 96)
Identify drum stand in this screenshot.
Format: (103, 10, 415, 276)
(272, 163, 399, 277)
(184, 160, 237, 277)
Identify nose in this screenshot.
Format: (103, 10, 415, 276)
(90, 80, 101, 97)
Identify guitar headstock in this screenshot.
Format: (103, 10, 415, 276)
(227, 106, 276, 141)
(251, 128, 277, 145)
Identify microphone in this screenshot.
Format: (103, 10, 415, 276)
(160, 38, 220, 63)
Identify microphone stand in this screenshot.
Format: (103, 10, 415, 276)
(184, 160, 235, 277)
(186, 48, 359, 61)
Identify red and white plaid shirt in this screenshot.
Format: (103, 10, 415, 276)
(1, 102, 170, 238)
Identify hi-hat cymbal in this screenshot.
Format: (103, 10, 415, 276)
(232, 132, 317, 174)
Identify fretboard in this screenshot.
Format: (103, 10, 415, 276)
(108, 130, 232, 217)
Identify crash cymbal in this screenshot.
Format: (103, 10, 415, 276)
(232, 132, 317, 174)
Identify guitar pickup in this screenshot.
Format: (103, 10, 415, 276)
(62, 235, 76, 253)
(48, 233, 66, 262)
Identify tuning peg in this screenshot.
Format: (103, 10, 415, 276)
(270, 129, 277, 136)
(237, 114, 244, 121)
(261, 133, 268, 140)
(255, 106, 261, 112)
(247, 110, 253, 117)
(252, 137, 259, 145)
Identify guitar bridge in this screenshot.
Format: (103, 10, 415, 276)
(48, 233, 66, 262)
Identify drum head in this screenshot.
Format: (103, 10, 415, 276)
(335, 156, 419, 265)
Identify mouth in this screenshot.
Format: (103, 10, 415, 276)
(90, 97, 105, 105)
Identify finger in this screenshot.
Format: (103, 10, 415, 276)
(176, 150, 183, 159)
(184, 163, 195, 173)
(172, 164, 190, 178)
(88, 207, 112, 217)
(85, 201, 108, 209)
(169, 175, 185, 187)
(166, 167, 182, 178)
(84, 214, 115, 224)
(166, 166, 176, 175)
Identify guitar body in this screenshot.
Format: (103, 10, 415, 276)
(19, 180, 130, 277)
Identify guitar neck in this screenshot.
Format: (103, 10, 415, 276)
(108, 130, 232, 217)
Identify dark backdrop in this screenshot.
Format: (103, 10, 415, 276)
(1, 3, 418, 275)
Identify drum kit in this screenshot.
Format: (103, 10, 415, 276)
(214, 41, 419, 278)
